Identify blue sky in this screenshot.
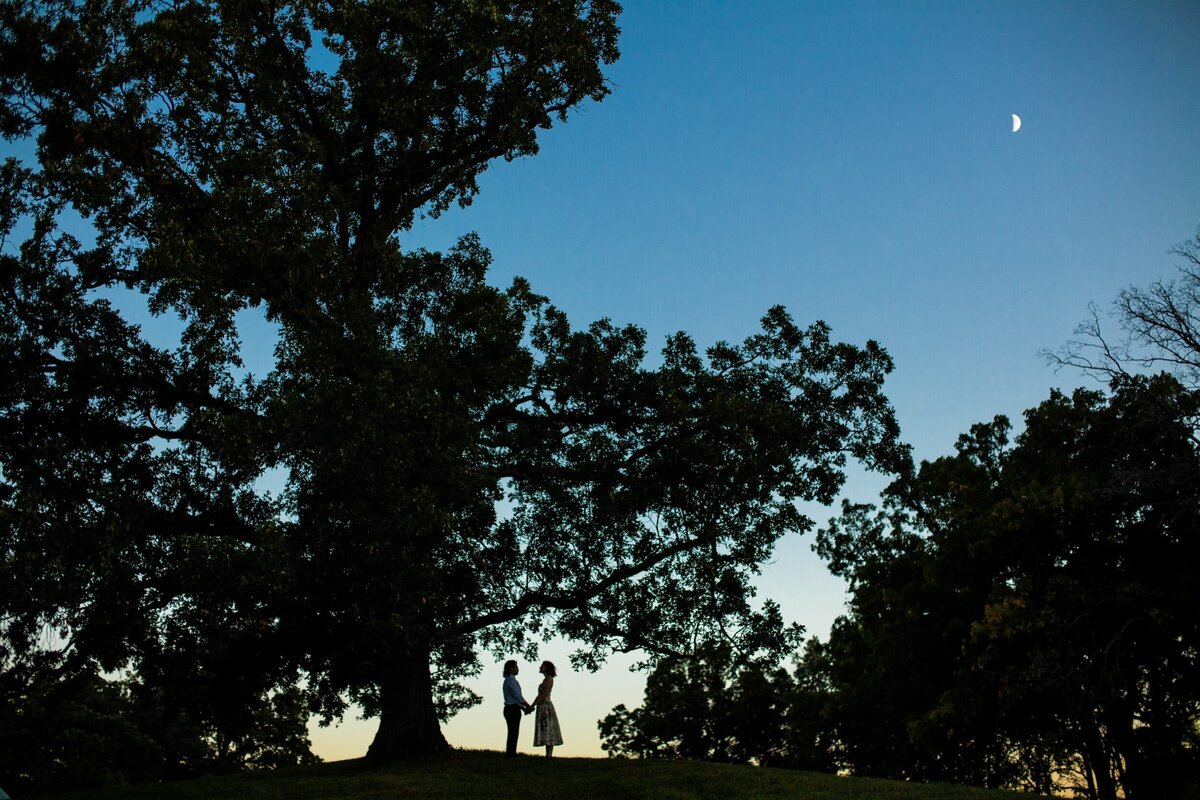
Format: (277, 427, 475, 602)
(403, 0, 1200, 461)
(325, 0, 1200, 760)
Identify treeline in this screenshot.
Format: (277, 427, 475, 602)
(0, 671, 316, 792)
(601, 247, 1200, 800)
(602, 377, 1200, 799)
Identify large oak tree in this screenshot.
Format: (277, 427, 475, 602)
(0, 0, 905, 762)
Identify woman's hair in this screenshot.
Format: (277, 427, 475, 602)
(540, 660, 557, 678)
(503, 659, 518, 677)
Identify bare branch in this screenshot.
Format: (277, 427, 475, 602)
(1050, 230, 1200, 389)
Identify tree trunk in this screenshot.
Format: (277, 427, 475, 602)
(366, 645, 449, 761)
(1081, 721, 1118, 800)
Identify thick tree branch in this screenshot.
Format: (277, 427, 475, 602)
(452, 532, 710, 637)
(574, 603, 686, 658)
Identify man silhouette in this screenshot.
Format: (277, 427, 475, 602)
(502, 659, 532, 756)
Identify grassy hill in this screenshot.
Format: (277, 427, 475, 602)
(49, 751, 1052, 800)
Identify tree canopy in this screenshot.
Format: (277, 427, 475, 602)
(812, 375, 1200, 799)
(600, 374, 1200, 800)
(0, 0, 905, 782)
(599, 641, 793, 766)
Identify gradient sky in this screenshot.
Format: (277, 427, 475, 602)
(299, 0, 1200, 760)
(10, 0, 1196, 761)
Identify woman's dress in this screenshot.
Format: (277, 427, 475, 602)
(533, 680, 564, 747)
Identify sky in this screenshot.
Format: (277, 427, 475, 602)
(299, 0, 1200, 760)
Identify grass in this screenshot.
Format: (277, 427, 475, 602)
(48, 751, 1053, 800)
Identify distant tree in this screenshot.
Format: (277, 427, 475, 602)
(0, 662, 317, 794)
(815, 376, 1200, 799)
(599, 642, 792, 766)
(727, 654, 792, 766)
(815, 457, 1021, 789)
(784, 638, 840, 773)
(0, 0, 906, 768)
(1052, 228, 1200, 389)
(0, 668, 160, 795)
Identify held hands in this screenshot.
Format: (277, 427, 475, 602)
(523, 702, 534, 715)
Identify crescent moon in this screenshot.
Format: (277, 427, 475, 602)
(1012, 114, 1022, 133)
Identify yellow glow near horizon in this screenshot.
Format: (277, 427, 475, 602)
(307, 646, 647, 761)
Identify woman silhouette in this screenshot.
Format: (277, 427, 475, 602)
(529, 660, 564, 757)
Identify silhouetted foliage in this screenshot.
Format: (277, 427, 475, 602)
(0, 663, 316, 795)
(813, 376, 1200, 799)
(0, 0, 906, 780)
(0, 668, 160, 795)
(599, 642, 793, 766)
(783, 637, 841, 773)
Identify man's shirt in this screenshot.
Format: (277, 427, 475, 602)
(503, 675, 527, 706)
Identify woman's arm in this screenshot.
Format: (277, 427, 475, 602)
(531, 676, 553, 707)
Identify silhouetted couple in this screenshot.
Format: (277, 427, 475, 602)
(502, 659, 564, 757)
